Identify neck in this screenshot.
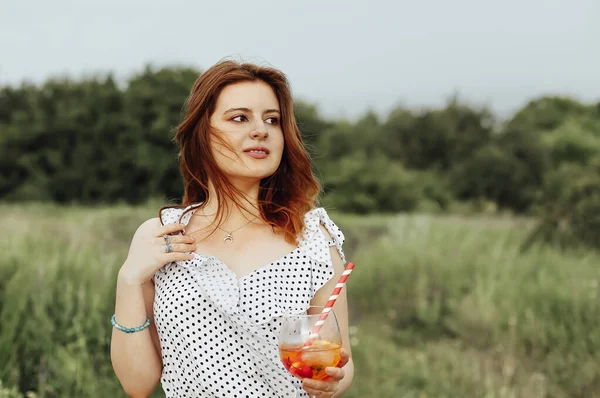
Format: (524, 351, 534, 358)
(200, 179, 263, 229)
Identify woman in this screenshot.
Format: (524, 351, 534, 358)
(110, 60, 354, 397)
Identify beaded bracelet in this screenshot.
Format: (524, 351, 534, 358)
(111, 314, 150, 334)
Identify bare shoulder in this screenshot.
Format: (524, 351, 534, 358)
(134, 217, 162, 236)
(140, 217, 162, 230)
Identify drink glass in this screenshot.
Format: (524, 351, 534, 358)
(278, 306, 342, 385)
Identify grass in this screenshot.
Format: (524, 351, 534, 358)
(0, 202, 598, 397)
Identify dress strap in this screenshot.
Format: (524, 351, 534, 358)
(317, 209, 346, 264)
(298, 207, 347, 296)
(159, 203, 202, 226)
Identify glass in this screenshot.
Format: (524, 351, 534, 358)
(278, 306, 342, 382)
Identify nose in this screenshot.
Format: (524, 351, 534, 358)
(251, 123, 269, 140)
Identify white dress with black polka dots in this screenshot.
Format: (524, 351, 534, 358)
(153, 205, 346, 398)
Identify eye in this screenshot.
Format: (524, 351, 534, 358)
(232, 115, 248, 122)
(265, 117, 279, 125)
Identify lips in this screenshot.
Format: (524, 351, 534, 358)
(243, 147, 270, 155)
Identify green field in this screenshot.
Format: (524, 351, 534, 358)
(1, 203, 599, 398)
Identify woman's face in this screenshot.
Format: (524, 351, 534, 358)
(209, 81, 284, 183)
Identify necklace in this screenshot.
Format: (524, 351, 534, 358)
(200, 210, 257, 244)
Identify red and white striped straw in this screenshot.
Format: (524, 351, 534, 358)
(304, 262, 355, 347)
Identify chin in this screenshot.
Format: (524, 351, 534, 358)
(227, 168, 278, 182)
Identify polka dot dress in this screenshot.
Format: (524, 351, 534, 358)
(153, 205, 346, 398)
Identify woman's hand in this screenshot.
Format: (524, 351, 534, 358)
(119, 220, 196, 285)
(302, 348, 350, 397)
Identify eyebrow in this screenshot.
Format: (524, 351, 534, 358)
(223, 107, 281, 115)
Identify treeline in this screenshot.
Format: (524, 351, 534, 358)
(1, 66, 599, 249)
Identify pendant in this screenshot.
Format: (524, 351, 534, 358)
(224, 234, 234, 244)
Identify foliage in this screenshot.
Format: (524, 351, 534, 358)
(540, 117, 600, 166)
(0, 67, 198, 204)
(0, 379, 36, 398)
(345, 213, 600, 397)
(449, 126, 551, 213)
(380, 97, 494, 170)
(507, 96, 593, 133)
(1, 67, 600, 249)
(523, 158, 600, 251)
(320, 152, 421, 214)
(293, 101, 333, 155)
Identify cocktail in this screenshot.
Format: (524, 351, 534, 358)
(278, 306, 342, 381)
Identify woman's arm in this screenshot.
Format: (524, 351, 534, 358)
(307, 225, 354, 396)
(110, 273, 162, 398)
(110, 221, 164, 398)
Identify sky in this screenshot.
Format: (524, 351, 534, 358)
(1, 0, 599, 120)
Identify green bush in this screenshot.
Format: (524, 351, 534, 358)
(320, 152, 421, 213)
(541, 117, 600, 166)
(0, 380, 35, 398)
(380, 97, 494, 170)
(450, 144, 541, 212)
(507, 96, 593, 132)
(524, 158, 600, 251)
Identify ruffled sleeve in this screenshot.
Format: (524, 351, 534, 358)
(159, 204, 199, 227)
(298, 207, 347, 296)
(159, 207, 180, 226)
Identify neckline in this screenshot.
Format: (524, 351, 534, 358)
(192, 246, 303, 282)
(181, 203, 305, 282)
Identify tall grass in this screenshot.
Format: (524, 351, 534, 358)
(0, 203, 598, 397)
(341, 214, 600, 398)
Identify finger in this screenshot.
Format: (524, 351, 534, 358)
(337, 348, 350, 368)
(302, 379, 337, 393)
(156, 223, 186, 237)
(172, 243, 197, 253)
(170, 234, 196, 244)
(325, 366, 345, 381)
(153, 236, 195, 248)
(160, 243, 197, 253)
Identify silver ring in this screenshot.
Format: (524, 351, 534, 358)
(163, 234, 171, 245)
(165, 243, 173, 253)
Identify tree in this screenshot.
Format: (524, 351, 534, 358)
(507, 96, 592, 133)
(293, 100, 332, 154)
(450, 124, 551, 212)
(124, 66, 201, 201)
(541, 117, 600, 166)
(381, 97, 494, 170)
(523, 158, 600, 251)
(321, 151, 421, 214)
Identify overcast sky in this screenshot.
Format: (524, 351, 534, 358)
(1, 0, 599, 119)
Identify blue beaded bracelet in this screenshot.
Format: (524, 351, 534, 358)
(111, 315, 150, 334)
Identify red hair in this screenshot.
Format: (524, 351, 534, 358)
(159, 60, 321, 243)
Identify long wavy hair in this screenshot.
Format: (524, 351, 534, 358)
(159, 60, 321, 243)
